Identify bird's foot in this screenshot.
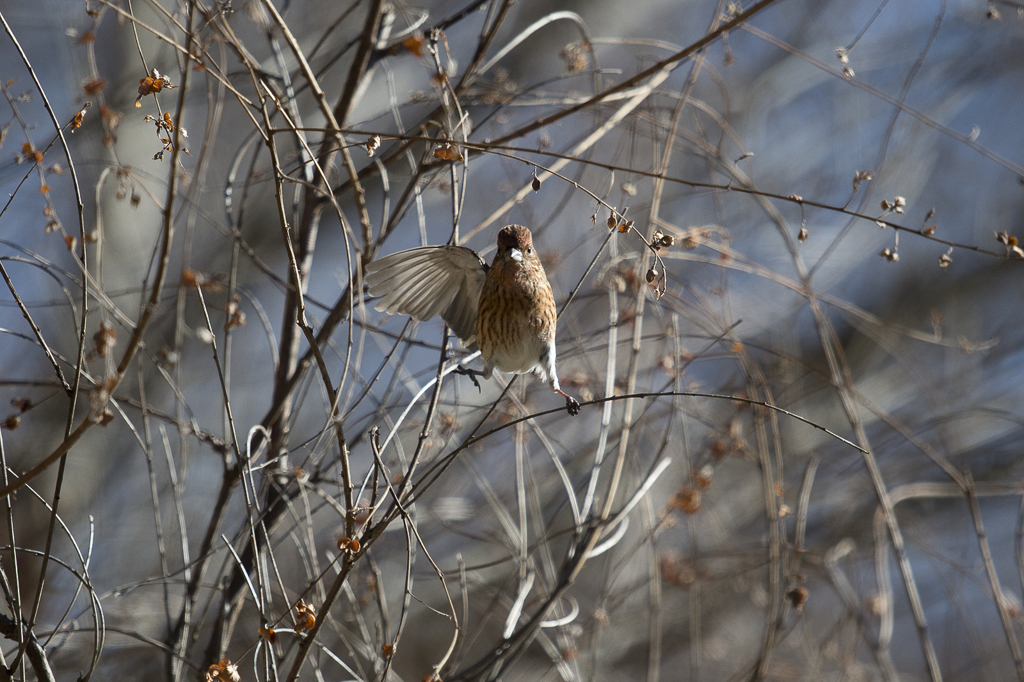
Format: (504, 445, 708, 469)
(453, 365, 483, 392)
(554, 388, 580, 416)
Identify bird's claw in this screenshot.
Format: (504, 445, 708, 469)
(453, 366, 482, 393)
(565, 396, 580, 417)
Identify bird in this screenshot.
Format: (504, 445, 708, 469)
(364, 224, 580, 416)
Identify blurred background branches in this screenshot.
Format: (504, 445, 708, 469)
(0, 0, 1022, 680)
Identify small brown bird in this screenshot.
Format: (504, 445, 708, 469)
(365, 225, 580, 415)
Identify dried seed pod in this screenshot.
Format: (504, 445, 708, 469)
(365, 134, 381, 156)
(788, 586, 809, 610)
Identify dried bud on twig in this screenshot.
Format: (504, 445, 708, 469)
(93, 320, 116, 357)
(365, 134, 381, 156)
(294, 600, 316, 632)
(939, 248, 953, 268)
(135, 69, 175, 107)
(205, 659, 240, 682)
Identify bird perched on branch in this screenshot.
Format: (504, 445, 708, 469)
(365, 224, 580, 416)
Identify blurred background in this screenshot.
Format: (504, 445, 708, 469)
(0, 0, 1022, 679)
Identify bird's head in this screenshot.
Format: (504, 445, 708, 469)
(496, 224, 536, 264)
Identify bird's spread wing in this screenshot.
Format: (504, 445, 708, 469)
(365, 245, 487, 347)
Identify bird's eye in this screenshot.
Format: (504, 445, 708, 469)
(526, 247, 532, 254)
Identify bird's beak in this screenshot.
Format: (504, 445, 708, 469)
(509, 248, 523, 262)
